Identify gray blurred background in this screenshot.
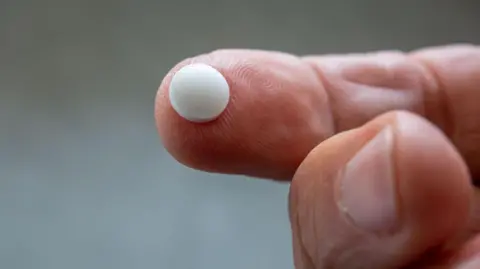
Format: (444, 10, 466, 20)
(0, 0, 479, 268)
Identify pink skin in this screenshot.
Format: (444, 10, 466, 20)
(155, 44, 480, 267)
(156, 45, 480, 180)
(156, 50, 333, 180)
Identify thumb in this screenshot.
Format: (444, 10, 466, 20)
(289, 111, 472, 269)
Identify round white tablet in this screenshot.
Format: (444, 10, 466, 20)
(169, 63, 230, 123)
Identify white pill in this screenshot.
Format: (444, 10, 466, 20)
(169, 63, 230, 123)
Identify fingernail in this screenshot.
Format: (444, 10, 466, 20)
(339, 126, 398, 234)
(169, 63, 230, 123)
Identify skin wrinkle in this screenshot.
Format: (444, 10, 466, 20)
(412, 45, 480, 179)
(303, 179, 319, 267)
(408, 55, 454, 140)
(303, 52, 425, 133)
(301, 57, 338, 136)
(291, 164, 331, 268)
(312, 177, 323, 268)
(303, 47, 480, 182)
(292, 197, 316, 269)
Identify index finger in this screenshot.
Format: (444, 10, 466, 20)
(155, 45, 480, 180)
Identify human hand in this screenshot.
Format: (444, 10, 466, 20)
(155, 44, 480, 268)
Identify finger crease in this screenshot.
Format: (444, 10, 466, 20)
(301, 57, 339, 137)
(409, 55, 456, 140)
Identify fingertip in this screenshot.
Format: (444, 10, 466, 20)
(155, 54, 237, 174)
(155, 50, 333, 179)
(288, 111, 472, 268)
(394, 111, 472, 245)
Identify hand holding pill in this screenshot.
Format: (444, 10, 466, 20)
(155, 44, 480, 268)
